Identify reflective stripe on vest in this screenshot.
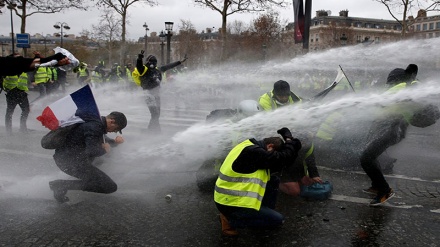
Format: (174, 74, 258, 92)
(214, 139, 270, 210)
(3, 75, 18, 90)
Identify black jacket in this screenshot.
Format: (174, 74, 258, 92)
(232, 138, 302, 174)
(54, 116, 108, 162)
(136, 57, 181, 90)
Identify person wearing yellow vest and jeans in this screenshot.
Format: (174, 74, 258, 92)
(2, 72, 30, 134)
(32, 66, 49, 101)
(214, 127, 302, 236)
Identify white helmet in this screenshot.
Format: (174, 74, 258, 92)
(237, 100, 261, 116)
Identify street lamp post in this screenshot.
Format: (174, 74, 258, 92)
(143, 22, 149, 55)
(53, 22, 70, 48)
(159, 31, 166, 66)
(165, 21, 174, 64)
(6, 0, 17, 55)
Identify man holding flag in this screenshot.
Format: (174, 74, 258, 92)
(37, 85, 127, 203)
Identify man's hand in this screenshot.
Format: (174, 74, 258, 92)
(114, 136, 124, 144)
(138, 50, 144, 60)
(277, 127, 293, 141)
(311, 177, 323, 184)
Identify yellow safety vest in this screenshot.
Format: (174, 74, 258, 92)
(214, 139, 270, 210)
(34, 67, 49, 84)
(258, 90, 302, 111)
(78, 67, 88, 77)
(132, 67, 147, 86)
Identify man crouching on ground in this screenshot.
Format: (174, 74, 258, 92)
(49, 111, 127, 203)
(214, 127, 301, 236)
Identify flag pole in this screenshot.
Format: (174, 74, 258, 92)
(339, 65, 355, 93)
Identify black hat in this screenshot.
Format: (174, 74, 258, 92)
(405, 64, 418, 76)
(273, 80, 291, 96)
(109, 111, 127, 134)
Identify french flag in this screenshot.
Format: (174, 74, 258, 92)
(37, 84, 100, 130)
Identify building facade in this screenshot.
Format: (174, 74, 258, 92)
(408, 9, 440, 39)
(308, 10, 402, 51)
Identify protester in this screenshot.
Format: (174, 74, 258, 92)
(75, 62, 90, 85)
(2, 71, 30, 134)
(48, 111, 127, 203)
(214, 127, 301, 236)
(258, 80, 302, 110)
(361, 64, 440, 206)
(259, 80, 323, 197)
(0, 52, 69, 76)
(132, 50, 187, 132)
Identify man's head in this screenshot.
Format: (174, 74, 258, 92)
(273, 80, 291, 104)
(263, 137, 284, 152)
(106, 111, 127, 134)
(146, 55, 157, 69)
(405, 64, 418, 81)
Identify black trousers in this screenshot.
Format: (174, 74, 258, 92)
(5, 88, 30, 132)
(53, 154, 117, 194)
(360, 117, 408, 194)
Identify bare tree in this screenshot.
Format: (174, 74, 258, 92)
(176, 19, 203, 68)
(81, 9, 122, 65)
(194, 0, 289, 61)
(96, 0, 156, 43)
(96, 0, 156, 65)
(3, 0, 88, 34)
(374, 0, 440, 37)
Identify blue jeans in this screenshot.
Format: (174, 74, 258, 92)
(216, 176, 284, 229)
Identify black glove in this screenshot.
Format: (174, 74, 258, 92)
(277, 127, 293, 140)
(138, 50, 144, 60)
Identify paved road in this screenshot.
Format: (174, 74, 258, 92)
(0, 87, 439, 246)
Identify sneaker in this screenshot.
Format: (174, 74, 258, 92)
(219, 213, 238, 236)
(362, 187, 379, 195)
(369, 188, 395, 206)
(49, 180, 69, 203)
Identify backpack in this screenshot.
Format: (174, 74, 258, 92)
(300, 181, 333, 200)
(41, 123, 80, 149)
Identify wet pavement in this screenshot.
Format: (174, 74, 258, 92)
(0, 89, 439, 247)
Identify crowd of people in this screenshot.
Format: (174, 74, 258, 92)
(1, 51, 439, 238)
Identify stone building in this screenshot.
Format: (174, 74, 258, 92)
(308, 10, 402, 51)
(408, 9, 440, 39)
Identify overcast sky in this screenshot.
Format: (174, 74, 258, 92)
(0, 0, 400, 41)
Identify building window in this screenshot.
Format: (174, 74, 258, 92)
(416, 24, 421, 31)
(423, 23, 428, 30)
(356, 22, 362, 27)
(429, 23, 434, 30)
(428, 33, 433, 38)
(365, 23, 371, 28)
(375, 24, 380, 29)
(436, 22, 440, 29)
(356, 35, 362, 42)
(375, 37, 380, 43)
(315, 34, 319, 42)
(436, 32, 440, 37)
